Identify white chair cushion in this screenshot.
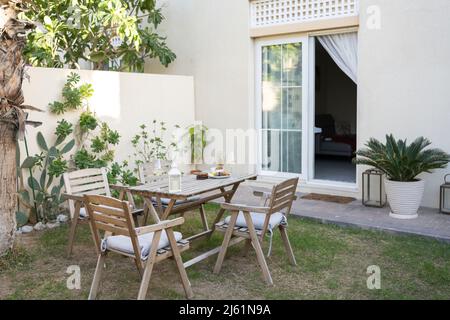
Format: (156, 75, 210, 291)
(224, 211, 286, 231)
(102, 230, 183, 260)
(153, 196, 200, 205)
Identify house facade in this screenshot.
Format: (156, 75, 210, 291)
(146, 0, 450, 209)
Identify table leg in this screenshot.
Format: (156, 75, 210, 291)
(143, 197, 161, 224)
(160, 199, 176, 220)
(156, 197, 163, 216)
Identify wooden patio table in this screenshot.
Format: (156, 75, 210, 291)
(114, 173, 257, 267)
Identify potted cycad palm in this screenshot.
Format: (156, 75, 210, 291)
(355, 135, 450, 219)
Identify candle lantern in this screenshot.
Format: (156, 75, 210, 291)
(168, 162, 182, 193)
(439, 174, 450, 214)
(362, 169, 386, 208)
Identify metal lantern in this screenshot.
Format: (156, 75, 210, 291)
(362, 169, 386, 208)
(439, 174, 450, 214)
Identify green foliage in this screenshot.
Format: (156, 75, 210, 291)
(108, 161, 138, 186)
(55, 119, 73, 143)
(132, 121, 180, 165)
(48, 73, 93, 115)
(22, 0, 176, 72)
(73, 149, 104, 169)
(75, 119, 120, 170)
(355, 135, 450, 182)
(79, 111, 98, 131)
(90, 136, 106, 153)
(16, 211, 29, 228)
(20, 131, 75, 222)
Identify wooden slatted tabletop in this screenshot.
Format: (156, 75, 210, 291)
(128, 174, 257, 200)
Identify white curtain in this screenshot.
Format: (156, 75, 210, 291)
(318, 32, 358, 84)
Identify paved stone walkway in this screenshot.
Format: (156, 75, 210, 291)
(226, 186, 450, 243)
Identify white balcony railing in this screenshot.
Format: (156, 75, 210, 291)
(250, 0, 359, 28)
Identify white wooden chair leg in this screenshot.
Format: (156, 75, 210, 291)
(243, 212, 273, 285)
(279, 225, 296, 266)
(213, 211, 239, 274)
(137, 231, 162, 300)
(89, 253, 106, 300)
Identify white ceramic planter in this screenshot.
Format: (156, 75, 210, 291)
(384, 179, 425, 219)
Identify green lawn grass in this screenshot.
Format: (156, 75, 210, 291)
(1, 203, 449, 300)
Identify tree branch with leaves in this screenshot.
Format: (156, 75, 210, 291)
(22, 0, 176, 72)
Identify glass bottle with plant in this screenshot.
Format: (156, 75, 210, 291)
(186, 124, 209, 164)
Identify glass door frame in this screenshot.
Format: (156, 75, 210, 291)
(255, 35, 309, 179)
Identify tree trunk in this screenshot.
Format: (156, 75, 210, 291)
(0, 1, 34, 256)
(0, 122, 17, 254)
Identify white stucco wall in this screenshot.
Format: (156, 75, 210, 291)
(146, 0, 255, 173)
(146, 0, 450, 208)
(358, 0, 450, 207)
(21, 67, 195, 173)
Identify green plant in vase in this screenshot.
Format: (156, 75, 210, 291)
(355, 135, 450, 219)
(187, 124, 209, 164)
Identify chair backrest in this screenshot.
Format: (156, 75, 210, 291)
(84, 194, 141, 259)
(268, 177, 299, 215)
(137, 162, 169, 184)
(63, 168, 111, 218)
(254, 178, 298, 238)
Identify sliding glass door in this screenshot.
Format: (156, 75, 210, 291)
(256, 37, 308, 177)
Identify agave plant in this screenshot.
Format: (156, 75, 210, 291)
(355, 135, 450, 182)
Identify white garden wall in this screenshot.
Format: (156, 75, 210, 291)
(21, 67, 195, 174)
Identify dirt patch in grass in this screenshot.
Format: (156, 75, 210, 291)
(1, 205, 450, 300)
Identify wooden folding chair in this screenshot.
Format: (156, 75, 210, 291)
(137, 163, 209, 234)
(213, 178, 299, 285)
(84, 195, 193, 300)
(63, 168, 143, 257)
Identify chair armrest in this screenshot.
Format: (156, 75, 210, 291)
(252, 190, 297, 201)
(61, 193, 84, 202)
(220, 202, 269, 213)
(110, 183, 144, 191)
(135, 217, 185, 235)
